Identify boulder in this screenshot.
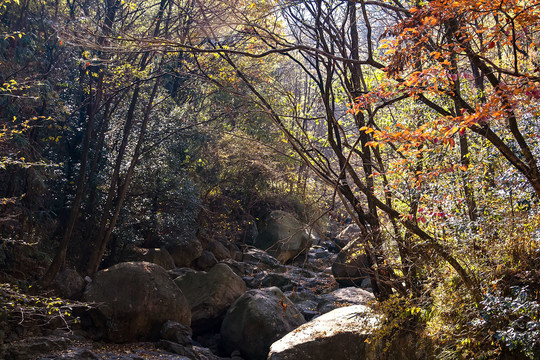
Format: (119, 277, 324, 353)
(268, 305, 377, 360)
(194, 250, 218, 271)
(160, 320, 193, 346)
(269, 305, 432, 360)
(174, 263, 246, 333)
(118, 246, 175, 270)
(253, 211, 313, 263)
(207, 240, 231, 261)
(53, 268, 85, 299)
(317, 287, 375, 314)
(167, 239, 203, 268)
(331, 239, 372, 287)
(83, 262, 191, 342)
(221, 287, 305, 360)
(242, 248, 284, 272)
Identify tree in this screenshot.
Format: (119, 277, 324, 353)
(41, 0, 183, 281)
(367, 0, 540, 198)
(0, 0, 70, 241)
(172, 0, 479, 300)
(176, 0, 540, 303)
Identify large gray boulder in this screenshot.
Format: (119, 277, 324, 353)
(174, 263, 246, 332)
(83, 262, 191, 342)
(254, 211, 313, 263)
(269, 305, 432, 360)
(221, 287, 305, 360)
(167, 238, 203, 268)
(331, 239, 372, 287)
(268, 305, 377, 360)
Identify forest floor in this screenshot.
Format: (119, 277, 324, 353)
(10, 334, 199, 359)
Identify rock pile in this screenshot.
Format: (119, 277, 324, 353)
(4, 211, 394, 360)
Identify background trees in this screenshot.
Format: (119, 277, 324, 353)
(1, 0, 313, 281)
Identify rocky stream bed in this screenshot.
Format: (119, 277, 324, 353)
(1, 211, 426, 360)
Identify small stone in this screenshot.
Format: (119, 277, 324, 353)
(160, 320, 193, 346)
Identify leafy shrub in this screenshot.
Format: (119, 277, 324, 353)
(473, 286, 540, 359)
(0, 283, 88, 336)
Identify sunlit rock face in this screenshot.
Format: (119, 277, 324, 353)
(269, 305, 433, 360)
(268, 305, 376, 360)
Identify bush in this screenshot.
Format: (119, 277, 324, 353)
(474, 286, 540, 359)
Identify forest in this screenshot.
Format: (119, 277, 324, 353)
(1, 0, 540, 359)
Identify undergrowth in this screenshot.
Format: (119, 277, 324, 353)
(372, 210, 540, 360)
(0, 283, 89, 337)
